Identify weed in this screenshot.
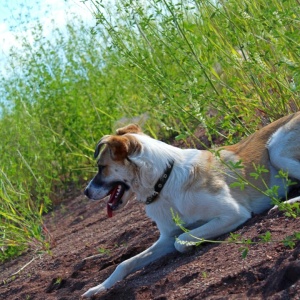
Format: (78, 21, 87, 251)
(55, 277, 63, 285)
(97, 247, 111, 255)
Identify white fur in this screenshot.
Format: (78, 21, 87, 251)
(268, 125, 300, 179)
(82, 115, 300, 298)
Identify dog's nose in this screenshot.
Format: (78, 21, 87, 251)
(84, 187, 90, 198)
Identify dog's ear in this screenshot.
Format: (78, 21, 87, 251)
(116, 124, 142, 135)
(94, 135, 109, 158)
(94, 135, 141, 161)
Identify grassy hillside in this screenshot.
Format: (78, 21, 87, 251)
(0, 0, 299, 261)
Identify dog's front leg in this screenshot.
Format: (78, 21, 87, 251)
(174, 212, 250, 253)
(82, 236, 175, 298)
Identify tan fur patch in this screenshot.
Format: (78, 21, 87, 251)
(221, 112, 300, 192)
(184, 151, 224, 194)
(116, 124, 142, 135)
(100, 135, 142, 161)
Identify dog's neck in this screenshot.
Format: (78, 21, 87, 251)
(145, 160, 174, 205)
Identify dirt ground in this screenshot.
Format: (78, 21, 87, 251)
(1, 131, 300, 300)
(2, 193, 300, 300)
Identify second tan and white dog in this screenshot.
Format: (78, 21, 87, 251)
(83, 112, 300, 298)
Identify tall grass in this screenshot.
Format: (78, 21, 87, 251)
(90, 0, 299, 140)
(0, 0, 299, 261)
(0, 17, 120, 260)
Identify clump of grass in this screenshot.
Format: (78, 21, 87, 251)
(0, 11, 119, 260)
(90, 0, 299, 140)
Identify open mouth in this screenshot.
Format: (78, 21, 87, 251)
(107, 183, 128, 217)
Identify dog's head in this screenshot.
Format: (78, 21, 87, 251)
(84, 124, 143, 217)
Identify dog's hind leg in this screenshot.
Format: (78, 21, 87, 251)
(267, 117, 300, 211)
(269, 196, 300, 213)
(268, 116, 300, 182)
(82, 236, 175, 298)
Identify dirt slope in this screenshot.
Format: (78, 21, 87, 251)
(1, 190, 300, 300)
(1, 127, 300, 300)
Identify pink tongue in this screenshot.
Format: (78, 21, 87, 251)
(107, 203, 113, 218)
(107, 186, 119, 218)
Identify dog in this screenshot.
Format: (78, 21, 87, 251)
(82, 112, 300, 298)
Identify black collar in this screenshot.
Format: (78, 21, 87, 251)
(145, 160, 174, 205)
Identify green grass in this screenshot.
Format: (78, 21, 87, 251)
(0, 0, 299, 261)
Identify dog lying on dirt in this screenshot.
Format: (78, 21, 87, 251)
(82, 112, 300, 298)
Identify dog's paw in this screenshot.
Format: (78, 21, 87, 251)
(82, 284, 105, 298)
(174, 233, 195, 253)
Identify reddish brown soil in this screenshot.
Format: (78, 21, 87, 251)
(1, 190, 300, 300)
(1, 130, 300, 300)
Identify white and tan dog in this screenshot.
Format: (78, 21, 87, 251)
(83, 112, 300, 298)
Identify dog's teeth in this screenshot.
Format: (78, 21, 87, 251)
(108, 203, 113, 207)
(114, 185, 122, 198)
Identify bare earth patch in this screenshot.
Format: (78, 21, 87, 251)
(1, 192, 300, 300)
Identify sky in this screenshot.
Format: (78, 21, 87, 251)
(0, 0, 95, 71)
